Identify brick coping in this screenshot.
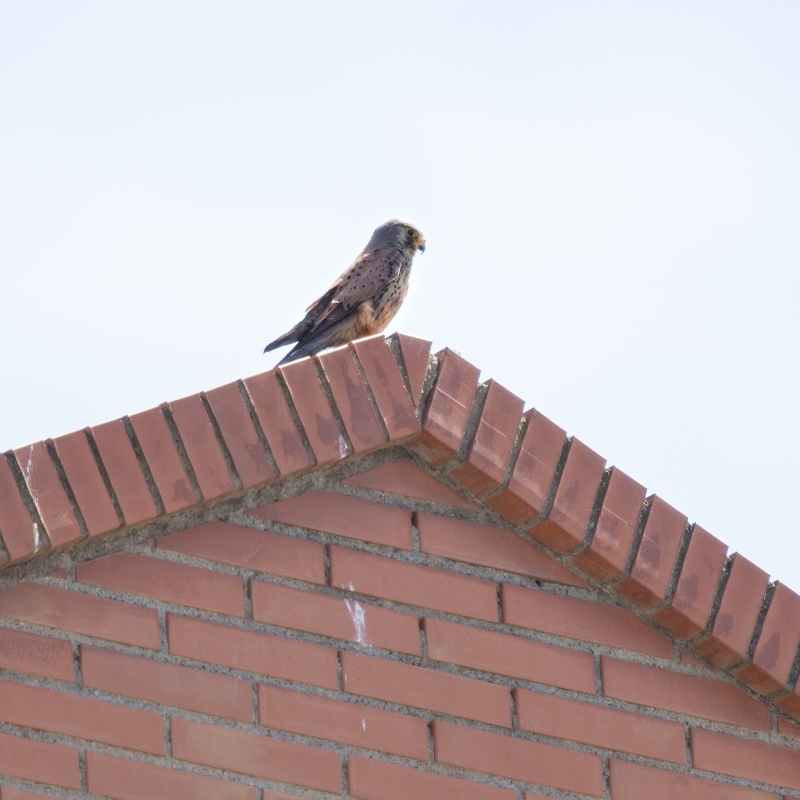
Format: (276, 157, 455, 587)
(1, 331, 798, 724)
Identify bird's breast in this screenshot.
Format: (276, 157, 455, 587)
(371, 268, 411, 332)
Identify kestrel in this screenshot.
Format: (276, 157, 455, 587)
(264, 219, 426, 365)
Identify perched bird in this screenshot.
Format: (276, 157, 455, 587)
(265, 219, 426, 365)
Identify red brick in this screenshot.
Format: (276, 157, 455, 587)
(345, 459, 479, 510)
(0, 627, 73, 682)
(249, 490, 412, 549)
(0, 457, 36, 561)
(242, 370, 312, 476)
(515, 688, 685, 762)
(424, 617, 595, 693)
(614, 495, 688, 609)
(411, 348, 480, 465)
(778, 715, 800, 737)
(279, 357, 346, 465)
(342, 650, 510, 726)
(77, 552, 245, 616)
(12, 442, 81, 548)
(487, 409, 566, 525)
(779, 689, 800, 723)
(1, 788, 65, 800)
(81, 646, 252, 721)
(204, 381, 275, 489)
(692, 727, 800, 790)
(433, 720, 603, 797)
(258, 684, 428, 759)
(48, 568, 69, 578)
(609, 759, 772, 800)
(169, 393, 236, 500)
(389, 332, 432, 406)
(171, 716, 341, 792)
(0, 676, 163, 754)
(571, 467, 645, 582)
(735, 582, 800, 695)
(694, 553, 769, 668)
(128, 407, 195, 513)
(86, 751, 256, 800)
(348, 755, 514, 800)
(601, 656, 770, 731)
(90, 418, 158, 526)
(449, 380, 523, 496)
(681, 649, 706, 666)
(159, 520, 325, 584)
(168, 613, 338, 689)
(654, 525, 727, 638)
(262, 792, 306, 800)
(0, 583, 160, 649)
(416, 512, 586, 587)
(317, 346, 386, 453)
(502, 582, 672, 658)
(0, 731, 79, 789)
(49, 429, 119, 537)
(329, 545, 497, 622)
(350, 335, 420, 440)
(528, 438, 605, 554)
(251, 579, 421, 655)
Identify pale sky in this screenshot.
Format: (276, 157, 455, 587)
(2, 2, 799, 589)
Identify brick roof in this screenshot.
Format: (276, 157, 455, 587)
(1, 331, 798, 726)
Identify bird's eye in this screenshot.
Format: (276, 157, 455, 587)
(406, 228, 415, 237)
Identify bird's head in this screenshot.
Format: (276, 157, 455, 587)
(368, 219, 426, 254)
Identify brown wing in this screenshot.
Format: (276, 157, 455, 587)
(302, 248, 403, 337)
(264, 248, 403, 355)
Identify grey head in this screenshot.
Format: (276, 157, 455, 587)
(365, 219, 426, 254)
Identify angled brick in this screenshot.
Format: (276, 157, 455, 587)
(204, 381, 275, 489)
(614, 494, 688, 609)
(0, 456, 37, 561)
(12, 442, 81, 548)
(528, 438, 605, 554)
(572, 467, 645, 582)
(654, 525, 727, 639)
(409, 348, 479, 464)
(388, 331, 432, 406)
(350, 334, 420, 440)
(279, 357, 346, 465)
(49, 430, 119, 537)
(487, 408, 565, 525)
(128, 406, 194, 513)
(168, 393, 236, 500)
(694, 553, 769, 668)
(89, 418, 158, 526)
(737, 582, 800, 696)
(449, 379, 524, 496)
(242, 369, 312, 476)
(316, 345, 386, 453)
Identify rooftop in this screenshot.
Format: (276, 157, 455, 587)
(1, 331, 798, 723)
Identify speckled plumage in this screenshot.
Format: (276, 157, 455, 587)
(265, 220, 426, 365)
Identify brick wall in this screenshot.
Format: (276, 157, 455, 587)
(0, 455, 797, 798)
(0, 333, 799, 798)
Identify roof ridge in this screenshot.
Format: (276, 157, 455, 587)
(1, 332, 799, 724)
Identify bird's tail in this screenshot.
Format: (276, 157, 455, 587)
(263, 321, 306, 353)
(265, 286, 339, 354)
(264, 333, 293, 353)
(274, 318, 352, 366)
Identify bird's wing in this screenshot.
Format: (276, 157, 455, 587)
(303, 248, 403, 334)
(264, 248, 403, 354)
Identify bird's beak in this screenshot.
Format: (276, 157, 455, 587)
(417, 238, 426, 254)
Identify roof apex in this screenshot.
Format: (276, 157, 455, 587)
(1, 332, 797, 724)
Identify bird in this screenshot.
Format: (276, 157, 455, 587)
(264, 219, 426, 365)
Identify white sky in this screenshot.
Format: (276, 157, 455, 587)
(2, 2, 799, 589)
